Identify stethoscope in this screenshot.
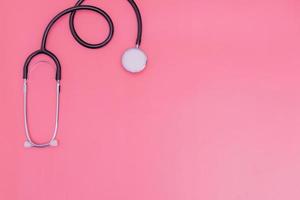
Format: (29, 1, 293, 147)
(23, 0, 147, 148)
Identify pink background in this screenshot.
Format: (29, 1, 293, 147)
(1, 0, 300, 199)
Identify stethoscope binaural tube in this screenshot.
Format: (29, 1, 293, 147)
(23, 0, 147, 148)
(23, 50, 61, 148)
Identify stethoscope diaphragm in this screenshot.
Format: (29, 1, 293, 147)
(122, 48, 147, 73)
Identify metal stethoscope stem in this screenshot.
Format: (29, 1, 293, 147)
(23, 80, 60, 148)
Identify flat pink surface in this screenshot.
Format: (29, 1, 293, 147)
(1, 0, 300, 199)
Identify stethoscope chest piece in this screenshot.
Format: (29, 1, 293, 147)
(122, 48, 147, 73)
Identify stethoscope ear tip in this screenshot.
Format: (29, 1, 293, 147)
(49, 139, 58, 147)
(122, 47, 147, 73)
(24, 141, 32, 148)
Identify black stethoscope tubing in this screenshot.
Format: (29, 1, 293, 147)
(23, 0, 143, 81)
